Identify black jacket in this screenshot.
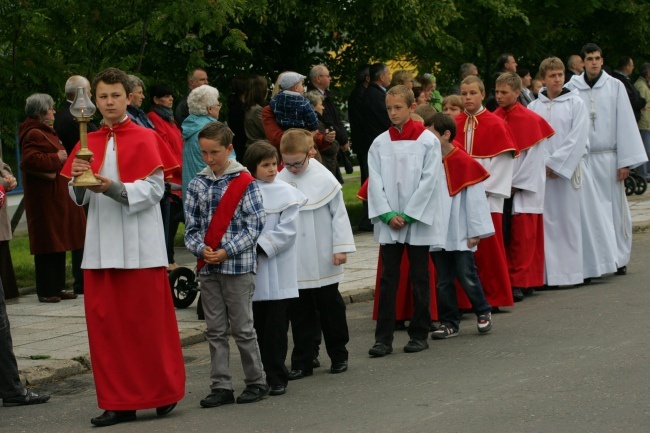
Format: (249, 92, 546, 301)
(347, 84, 366, 148)
(306, 83, 349, 146)
(611, 70, 647, 122)
(357, 83, 390, 152)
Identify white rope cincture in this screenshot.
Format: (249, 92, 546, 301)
(621, 181, 631, 239)
(571, 159, 583, 189)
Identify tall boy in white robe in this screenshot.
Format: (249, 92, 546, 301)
(567, 43, 648, 275)
(276, 129, 355, 378)
(529, 57, 617, 285)
(367, 85, 444, 357)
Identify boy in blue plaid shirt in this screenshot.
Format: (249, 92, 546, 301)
(269, 72, 319, 131)
(184, 122, 268, 407)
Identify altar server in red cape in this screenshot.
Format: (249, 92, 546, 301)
(61, 68, 185, 427)
(421, 110, 495, 339)
(455, 75, 518, 309)
(494, 72, 555, 301)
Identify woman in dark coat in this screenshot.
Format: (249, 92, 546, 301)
(18, 93, 86, 303)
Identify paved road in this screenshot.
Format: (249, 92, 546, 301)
(3, 234, 650, 432)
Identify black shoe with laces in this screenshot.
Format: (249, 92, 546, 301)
(368, 342, 393, 357)
(403, 338, 429, 353)
(200, 389, 235, 408)
(236, 384, 269, 404)
(3, 389, 50, 407)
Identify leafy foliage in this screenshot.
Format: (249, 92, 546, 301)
(1, 0, 650, 153)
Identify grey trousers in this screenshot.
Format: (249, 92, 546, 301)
(199, 273, 266, 391)
(0, 279, 24, 398)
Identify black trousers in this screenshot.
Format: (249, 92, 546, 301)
(34, 252, 66, 298)
(375, 243, 431, 344)
(71, 248, 84, 294)
(289, 284, 349, 373)
(253, 299, 290, 387)
(0, 279, 24, 398)
(166, 198, 184, 263)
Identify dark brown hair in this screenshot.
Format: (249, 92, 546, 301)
(243, 140, 278, 176)
(198, 122, 233, 148)
(92, 67, 131, 96)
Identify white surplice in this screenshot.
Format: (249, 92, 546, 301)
(276, 159, 356, 289)
(568, 72, 648, 267)
(253, 179, 307, 301)
(529, 89, 616, 285)
(367, 129, 445, 246)
(431, 169, 494, 252)
(69, 135, 168, 269)
(511, 142, 546, 214)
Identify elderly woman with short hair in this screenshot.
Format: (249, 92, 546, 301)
(126, 75, 154, 129)
(18, 93, 86, 302)
(181, 84, 233, 199)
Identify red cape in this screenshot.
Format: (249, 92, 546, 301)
(388, 118, 426, 141)
(442, 146, 490, 196)
(61, 117, 179, 183)
(357, 178, 369, 201)
(494, 103, 554, 152)
(455, 109, 519, 158)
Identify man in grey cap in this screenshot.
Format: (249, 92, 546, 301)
(269, 72, 318, 132)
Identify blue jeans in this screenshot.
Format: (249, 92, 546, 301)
(430, 250, 491, 331)
(636, 130, 650, 179)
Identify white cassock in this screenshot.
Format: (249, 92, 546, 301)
(253, 179, 307, 301)
(568, 72, 648, 267)
(367, 129, 445, 247)
(69, 135, 168, 269)
(431, 169, 494, 252)
(529, 88, 616, 285)
(277, 159, 356, 289)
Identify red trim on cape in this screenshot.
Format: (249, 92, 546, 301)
(494, 103, 555, 152)
(388, 118, 426, 141)
(357, 178, 369, 201)
(455, 109, 519, 158)
(0, 185, 5, 208)
(442, 147, 490, 197)
(60, 118, 180, 183)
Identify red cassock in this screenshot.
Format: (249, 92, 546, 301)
(455, 110, 517, 308)
(494, 103, 555, 289)
(357, 179, 438, 321)
(61, 118, 185, 410)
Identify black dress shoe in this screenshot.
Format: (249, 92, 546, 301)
(90, 410, 136, 427)
(522, 288, 535, 296)
(200, 389, 235, 408)
(236, 384, 269, 403)
(368, 342, 393, 357)
(512, 288, 524, 302)
(38, 296, 60, 303)
(287, 369, 313, 380)
(58, 291, 78, 300)
(615, 266, 627, 275)
(156, 402, 177, 416)
(312, 357, 321, 368)
(3, 389, 50, 407)
(269, 385, 286, 396)
(330, 361, 348, 374)
(403, 338, 429, 353)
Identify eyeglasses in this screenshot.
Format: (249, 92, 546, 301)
(208, 103, 222, 110)
(284, 155, 308, 169)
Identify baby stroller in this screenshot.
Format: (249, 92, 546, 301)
(624, 169, 647, 196)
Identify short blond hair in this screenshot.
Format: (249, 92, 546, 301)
(538, 57, 565, 79)
(442, 95, 462, 111)
(280, 128, 312, 155)
(410, 113, 424, 124)
(390, 70, 414, 87)
(461, 75, 485, 93)
(414, 104, 437, 127)
(386, 85, 415, 106)
(495, 72, 522, 91)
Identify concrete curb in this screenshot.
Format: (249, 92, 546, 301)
(17, 289, 376, 387)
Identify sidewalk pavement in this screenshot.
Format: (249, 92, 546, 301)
(6, 193, 650, 388)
